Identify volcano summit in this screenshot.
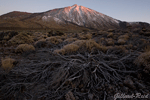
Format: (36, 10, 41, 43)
(42, 4, 120, 29)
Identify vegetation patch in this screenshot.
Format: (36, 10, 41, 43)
(64, 38, 78, 43)
(118, 34, 129, 41)
(107, 32, 113, 38)
(46, 36, 61, 44)
(134, 51, 150, 73)
(34, 39, 47, 48)
(117, 39, 126, 45)
(16, 44, 35, 53)
(8, 32, 34, 45)
(1, 57, 16, 71)
(54, 44, 79, 55)
(78, 33, 92, 40)
(106, 38, 115, 46)
(54, 39, 107, 54)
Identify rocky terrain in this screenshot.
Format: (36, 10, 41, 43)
(0, 27, 150, 100)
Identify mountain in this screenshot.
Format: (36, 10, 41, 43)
(42, 4, 120, 29)
(0, 4, 149, 30)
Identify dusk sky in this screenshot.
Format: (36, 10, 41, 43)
(0, 0, 150, 23)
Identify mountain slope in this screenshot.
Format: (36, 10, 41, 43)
(0, 11, 32, 18)
(0, 4, 149, 30)
(42, 4, 120, 29)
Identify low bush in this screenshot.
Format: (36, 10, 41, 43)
(106, 38, 115, 46)
(134, 51, 150, 73)
(85, 33, 92, 39)
(117, 39, 126, 45)
(64, 38, 78, 43)
(1, 57, 16, 71)
(54, 39, 107, 54)
(97, 31, 108, 35)
(107, 32, 113, 38)
(54, 44, 79, 55)
(32, 32, 48, 41)
(34, 39, 47, 48)
(16, 44, 35, 53)
(78, 33, 92, 40)
(107, 45, 128, 55)
(118, 34, 129, 41)
(0, 31, 18, 41)
(46, 36, 60, 44)
(108, 29, 115, 32)
(58, 39, 63, 43)
(8, 32, 34, 45)
(48, 30, 65, 36)
(133, 28, 141, 33)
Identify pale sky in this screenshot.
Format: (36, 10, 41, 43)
(0, 0, 150, 23)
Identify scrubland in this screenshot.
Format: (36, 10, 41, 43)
(0, 27, 150, 99)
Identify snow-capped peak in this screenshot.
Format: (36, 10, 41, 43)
(72, 4, 79, 7)
(42, 4, 120, 28)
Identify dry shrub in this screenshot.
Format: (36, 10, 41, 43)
(134, 51, 150, 73)
(34, 39, 47, 48)
(118, 39, 126, 45)
(54, 44, 79, 55)
(64, 38, 78, 43)
(107, 46, 113, 50)
(46, 36, 59, 44)
(97, 31, 108, 35)
(107, 32, 113, 38)
(85, 40, 107, 52)
(78, 33, 92, 40)
(0, 31, 18, 41)
(8, 32, 34, 45)
(53, 49, 64, 55)
(54, 36, 62, 39)
(3, 35, 10, 40)
(85, 33, 92, 39)
(108, 45, 128, 54)
(108, 29, 115, 32)
(32, 32, 48, 41)
(58, 39, 63, 43)
(125, 44, 133, 49)
(78, 33, 85, 39)
(133, 28, 141, 33)
(62, 44, 79, 54)
(1, 57, 16, 71)
(106, 38, 115, 46)
(113, 35, 118, 40)
(85, 39, 101, 51)
(16, 44, 35, 53)
(118, 34, 129, 41)
(67, 33, 76, 38)
(99, 37, 105, 42)
(72, 40, 86, 47)
(48, 30, 65, 36)
(54, 39, 107, 54)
